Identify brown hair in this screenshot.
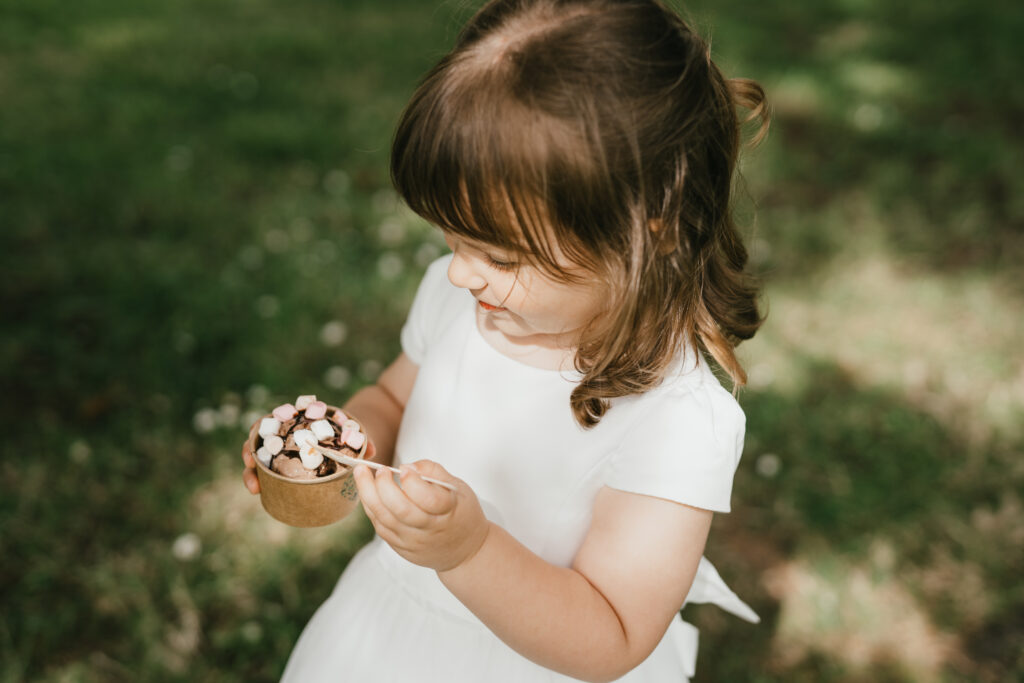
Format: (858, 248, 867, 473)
(392, 0, 769, 427)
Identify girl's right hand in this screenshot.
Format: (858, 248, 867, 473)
(241, 439, 260, 494)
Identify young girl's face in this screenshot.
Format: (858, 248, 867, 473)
(442, 231, 605, 350)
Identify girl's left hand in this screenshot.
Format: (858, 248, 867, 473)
(354, 460, 489, 572)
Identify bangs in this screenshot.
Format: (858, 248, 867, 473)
(390, 57, 616, 280)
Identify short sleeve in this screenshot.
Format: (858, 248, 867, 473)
(604, 383, 746, 512)
(400, 254, 462, 364)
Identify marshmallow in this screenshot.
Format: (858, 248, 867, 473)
(272, 403, 297, 421)
(295, 394, 317, 411)
(292, 429, 324, 469)
(341, 419, 360, 432)
(299, 443, 324, 470)
(264, 434, 284, 455)
(311, 419, 335, 441)
(342, 429, 366, 451)
(258, 417, 281, 438)
(256, 446, 273, 466)
(293, 429, 317, 450)
(305, 400, 327, 419)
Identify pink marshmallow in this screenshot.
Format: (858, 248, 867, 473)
(342, 429, 365, 451)
(272, 403, 297, 421)
(304, 400, 327, 419)
(264, 434, 284, 455)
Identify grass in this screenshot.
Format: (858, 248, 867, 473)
(2, 0, 1022, 680)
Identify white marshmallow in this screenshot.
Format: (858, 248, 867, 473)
(311, 419, 335, 441)
(299, 445, 324, 470)
(293, 429, 317, 449)
(293, 429, 323, 469)
(255, 446, 273, 466)
(264, 434, 284, 455)
(341, 419, 361, 432)
(295, 394, 317, 410)
(342, 429, 366, 451)
(258, 417, 281, 438)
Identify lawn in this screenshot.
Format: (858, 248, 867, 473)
(2, 0, 1022, 681)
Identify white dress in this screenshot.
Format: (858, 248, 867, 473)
(281, 256, 758, 682)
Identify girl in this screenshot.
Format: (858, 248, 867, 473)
(242, 0, 768, 680)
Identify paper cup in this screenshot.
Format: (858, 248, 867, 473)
(246, 406, 368, 527)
